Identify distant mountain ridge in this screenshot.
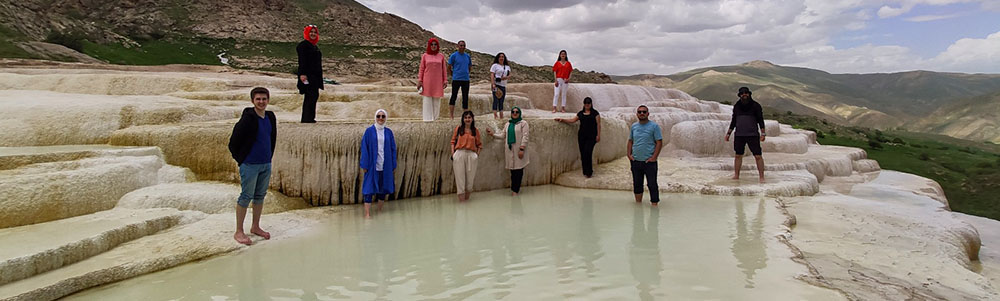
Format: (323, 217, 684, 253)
(0, 0, 612, 83)
(615, 61, 1000, 143)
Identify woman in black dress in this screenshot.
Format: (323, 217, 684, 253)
(296, 24, 323, 123)
(554, 97, 601, 177)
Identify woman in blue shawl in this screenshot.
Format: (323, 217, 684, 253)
(360, 109, 397, 218)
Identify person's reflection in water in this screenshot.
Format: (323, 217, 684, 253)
(358, 213, 401, 299)
(237, 250, 267, 299)
(628, 204, 662, 301)
(576, 198, 604, 276)
(731, 198, 768, 288)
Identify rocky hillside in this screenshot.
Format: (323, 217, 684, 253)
(616, 61, 1000, 143)
(0, 0, 613, 83)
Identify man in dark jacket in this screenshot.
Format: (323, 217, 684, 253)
(725, 86, 767, 182)
(297, 24, 324, 123)
(227, 87, 277, 245)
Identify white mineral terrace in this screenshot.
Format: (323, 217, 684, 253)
(0, 65, 998, 300)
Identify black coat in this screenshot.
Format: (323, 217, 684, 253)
(228, 108, 277, 164)
(296, 40, 324, 93)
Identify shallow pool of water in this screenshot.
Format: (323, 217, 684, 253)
(67, 186, 841, 300)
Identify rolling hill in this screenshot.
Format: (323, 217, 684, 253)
(0, 0, 612, 83)
(616, 61, 1000, 143)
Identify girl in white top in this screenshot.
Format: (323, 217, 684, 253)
(490, 52, 512, 119)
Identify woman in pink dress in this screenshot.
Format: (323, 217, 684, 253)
(418, 38, 448, 121)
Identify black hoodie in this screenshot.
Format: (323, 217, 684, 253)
(729, 98, 765, 136)
(228, 108, 277, 164)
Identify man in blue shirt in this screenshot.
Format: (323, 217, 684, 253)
(227, 87, 277, 245)
(626, 105, 663, 205)
(447, 40, 472, 119)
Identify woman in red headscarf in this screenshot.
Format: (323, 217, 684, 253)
(417, 38, 448, 121)
(297, 25, 323, 123)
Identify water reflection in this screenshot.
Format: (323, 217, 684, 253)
(629, 204, 662, 301)
(576, 198, 604, 276)
(731, 198, 768, 288)
(66, 186, 841, 300)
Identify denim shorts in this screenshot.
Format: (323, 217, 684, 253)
(237, 163, 271, 208)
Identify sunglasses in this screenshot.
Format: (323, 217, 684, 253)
(637, 111, 648, 114)
(512, 111, 521, 114)
(376, 115, 386, 118)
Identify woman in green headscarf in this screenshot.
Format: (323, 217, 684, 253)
(487, 106, 530, 196)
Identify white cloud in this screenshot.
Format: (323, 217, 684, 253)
(357, 0, 1000, 75)
(930, 31, 1000, 73)
(877, 4, 912, 18)
(905, 13, 962, 21)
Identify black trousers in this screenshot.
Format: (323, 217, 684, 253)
(510, 168, 524, 193)
(301, 87, 319, 123)
(449, 80, 470, 109)
(630, 160, 659, 203)
(579, 137, 597, 177)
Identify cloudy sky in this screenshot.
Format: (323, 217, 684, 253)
(357, 0, 1000, 75)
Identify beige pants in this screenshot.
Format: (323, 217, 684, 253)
(452, 149, 478, 194)
(422, 96, 440, 121)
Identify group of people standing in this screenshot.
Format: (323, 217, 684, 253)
(228, 25, 768, 245)
(414, 38, 576, 121)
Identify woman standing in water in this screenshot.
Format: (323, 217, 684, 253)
(555, 97, 601, 177)
(552, 50, 572, 113)
(490, 52, 512, 119)
(359, 109, 397, 218)
(296, 25, 323, 123)
(487, 107, 529, 196)
(451, 111, 482, 201)
(418, 38, 447, 121)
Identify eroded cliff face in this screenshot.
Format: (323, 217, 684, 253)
(110, 117, 629, 205)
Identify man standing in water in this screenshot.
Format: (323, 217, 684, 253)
(228, 87, 275, 245)
(725, 86, 766, 182)
(626, 105, 662, 206)
(447, 40, 472, 119)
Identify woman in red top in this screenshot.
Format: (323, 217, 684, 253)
(552, 50, 572, 113)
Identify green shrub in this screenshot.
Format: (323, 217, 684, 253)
(867, 140, 883, 150)
(975, 162, 993, 168)
(892, 137, 905, 144)
(941, 162, 966, 173)
(919, 153, 930, 161)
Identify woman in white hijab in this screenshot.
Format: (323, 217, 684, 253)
(359, 109, 397, 218)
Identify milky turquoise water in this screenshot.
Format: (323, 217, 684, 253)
(67, 186, 842, 300)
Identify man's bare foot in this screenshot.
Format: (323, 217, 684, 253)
(512, 192, 518, 196)
(552, 108, 557, 113)
(651, 203, 659, 207)
(731, 175, 740, 180)
(377, 201, 385, 212)
(234, 232, 252, 245)
(758, 176, 765, 183)
(250, 227, 271, 240)
(560, 107, 566, 113)
(464, 192, 471, 201)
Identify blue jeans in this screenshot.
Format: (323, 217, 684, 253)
(492, 85, 506, 111)
(238, 163, 271, 208)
